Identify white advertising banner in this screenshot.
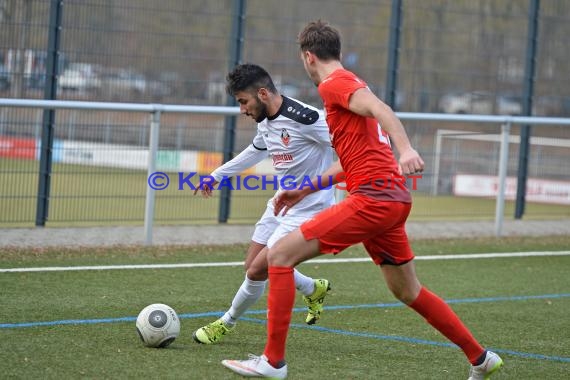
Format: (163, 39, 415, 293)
(58, 140, 275, 175)
(179, 151, 198, 172)
(454, 174, 570, 205)
(60, 141, 149, 169)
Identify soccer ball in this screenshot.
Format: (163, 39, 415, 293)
(136, 303, 181, 348)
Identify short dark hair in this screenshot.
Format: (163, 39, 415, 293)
(298, 20, 341, 61)
(226, 63, 278, 96)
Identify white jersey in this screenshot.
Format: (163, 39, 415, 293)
(211, 96, 335, 217)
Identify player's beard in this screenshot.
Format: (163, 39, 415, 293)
(253, 96, 269, 122)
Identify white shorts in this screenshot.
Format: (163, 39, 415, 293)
(251, 202, 312, 248)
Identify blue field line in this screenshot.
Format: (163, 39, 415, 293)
(315, 293, 570, 313)
(239, 317, 570, 364)
(2, 293, 569, 330)
(0, 316, 137, 328)
(2, 293, 570, 364)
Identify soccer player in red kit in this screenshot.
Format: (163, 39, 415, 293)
(222, 20, 503, 380)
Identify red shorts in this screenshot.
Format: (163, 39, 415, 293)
(300, 194, 414, 265)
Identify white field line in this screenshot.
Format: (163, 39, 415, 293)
(1, 251, 569, 273)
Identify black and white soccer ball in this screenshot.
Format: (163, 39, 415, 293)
(136, 303, 180, 348)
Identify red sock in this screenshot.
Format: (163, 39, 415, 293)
(409, 287, 485, 364)
(263, 266, 295, 367)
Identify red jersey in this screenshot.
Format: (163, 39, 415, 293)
(318, 69, 411, 202)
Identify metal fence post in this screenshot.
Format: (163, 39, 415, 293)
(515, 0, 540, 219)
(219, 0, 246, 223)
(495, 121, 511, 237)
(144, 109, 161, 245)
(385, 0, 403, 109)
(35, 0, 63, 226)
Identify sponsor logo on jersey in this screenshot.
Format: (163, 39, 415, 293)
(281, 128, 290, 147)
(272, 152, 293, 166)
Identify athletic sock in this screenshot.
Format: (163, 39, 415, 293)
(263, 266, 295, 367)
(222, 275, 266, 326)
(293, 268, 315, 296)
(409, 287, 485, 364)
(473, 350, 488, 366)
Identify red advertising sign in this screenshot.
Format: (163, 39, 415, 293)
(0, 136, 37, 160)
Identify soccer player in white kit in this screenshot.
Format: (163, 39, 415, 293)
(192, 63, 334, 344)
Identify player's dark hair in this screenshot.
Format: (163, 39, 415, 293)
(298, 20, 341, 61)
(226, 63, 278, 96)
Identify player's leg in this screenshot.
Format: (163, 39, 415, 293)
(244, 240, 266, 270)
(222, 230, 320, 378)
(381, 258, 484, 356)
(247, 240, 330, 326)
(247, 241, 317, 296)
(262, 229, 321, 366)
(381, 261, 502, 377)
(222, 196, 371, 376)
(193, 241, 267, 344)
(264, 216, 332, 325)
(367, 204, 502, 377)
(261, 197, 369, 369)
(194, 208, 277, 344)
(223, 241, 268, 325)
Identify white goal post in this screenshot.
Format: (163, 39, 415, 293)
(432, 128, 570, 235)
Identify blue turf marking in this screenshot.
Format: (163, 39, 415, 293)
(317, 293, 570, 313)
(2, 293, 569, 329)
(238, 317, 570, 364)
(0, 316, 137, 328)
(2, 293, 570, 364)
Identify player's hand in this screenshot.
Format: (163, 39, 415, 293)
(398, 148, 424, 176)
(193, 180, 219, 198)
(273, 189, 306, 216)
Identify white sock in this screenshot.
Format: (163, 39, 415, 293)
(221, 276, 266, 326)
(294, 268, 315, 296)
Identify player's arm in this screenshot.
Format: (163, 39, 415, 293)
(348, 88, 424, 175)
(274, 160, 343, 216)
(194, 144, 267, 197)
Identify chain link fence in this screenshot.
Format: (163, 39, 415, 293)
(0, 0, 569, 226)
